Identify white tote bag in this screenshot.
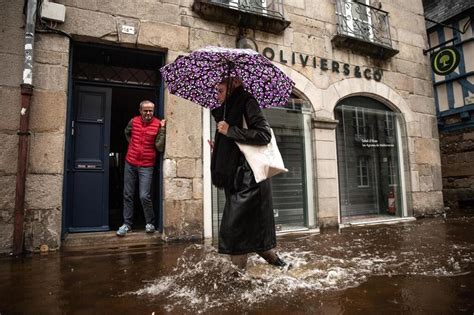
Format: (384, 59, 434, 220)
(236, 117, 288, 183)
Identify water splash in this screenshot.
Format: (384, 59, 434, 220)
(132, 219, 474, 313)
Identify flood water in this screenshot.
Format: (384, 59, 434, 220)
(1, 216, 473, 314)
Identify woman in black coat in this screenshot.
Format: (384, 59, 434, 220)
(211, 78, 287, 270)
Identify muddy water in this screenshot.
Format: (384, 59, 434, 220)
(1, 216, 473, 314)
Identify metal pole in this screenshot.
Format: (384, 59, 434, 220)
(13, 0, 37, 255)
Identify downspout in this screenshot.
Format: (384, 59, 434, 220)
(13, 0, 37, 255)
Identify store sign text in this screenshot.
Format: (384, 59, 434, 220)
(261, 47, 383, 81)
(361, 138, 394, 148)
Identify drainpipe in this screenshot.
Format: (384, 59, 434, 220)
(13, 0, 37, 255)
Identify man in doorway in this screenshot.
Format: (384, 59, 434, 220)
(117, 100, 166, 236)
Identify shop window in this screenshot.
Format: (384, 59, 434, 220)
(336, 96, 406, 218)
(211, 94, 315, 236)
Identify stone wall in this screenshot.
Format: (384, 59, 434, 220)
(25, 30, 69, 251)
(0, 0, 444, 252)
(440, 128, 474, 213)
(0, 2, 69, 253)
(0, 1, 23, 253)
(162, 95, 203, 240)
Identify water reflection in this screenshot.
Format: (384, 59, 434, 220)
(0, 217, 473, 314)
(133, 217, 474, 313)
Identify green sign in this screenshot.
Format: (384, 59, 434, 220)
(431, 46, 460, 75)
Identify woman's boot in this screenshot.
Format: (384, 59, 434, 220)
(257, 250, 288, 267)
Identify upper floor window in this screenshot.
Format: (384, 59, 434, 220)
(193, 0, 289, 34)
(332, 0, 399, 59)
(345, 0, 374, 41)
(227, 0, 272, 16)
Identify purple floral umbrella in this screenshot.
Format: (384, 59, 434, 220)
(160, 46, 295, 110)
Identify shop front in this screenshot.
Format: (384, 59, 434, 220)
(201, 56, 425, 239)
(335, 97, 410, 224)
(1, 0, 446, 254)
(209, 95, 317, 236)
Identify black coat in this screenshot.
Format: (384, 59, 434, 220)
(212, 88, 276, 255)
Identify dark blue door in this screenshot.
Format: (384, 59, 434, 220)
(68, 85, 112, 231)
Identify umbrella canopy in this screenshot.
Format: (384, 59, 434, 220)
(160, 46, 295, 110)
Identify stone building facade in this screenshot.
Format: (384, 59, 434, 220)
(0, 0, 444, 253)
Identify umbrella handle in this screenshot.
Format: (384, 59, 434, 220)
(223, 61, 235, 121)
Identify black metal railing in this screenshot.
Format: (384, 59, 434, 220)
(202, 0, 285, 20)
(335, 0, 393, 48)
(193, 0, 289, 33)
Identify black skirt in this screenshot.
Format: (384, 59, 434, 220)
(218, 159, 277, 255)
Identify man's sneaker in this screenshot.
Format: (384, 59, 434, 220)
(145, 224, 156, 233)
(116, 224, 131, 237)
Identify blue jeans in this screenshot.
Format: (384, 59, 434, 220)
(123, 161, 154, 226)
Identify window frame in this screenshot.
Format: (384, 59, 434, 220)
(343, 0, 375, 42)
(228, 0, 269, 15)
(384, 112, 395, 137)
(353, 107, 367, 140)
(387, 156, 397, 187)
(357, 155, 370, 187)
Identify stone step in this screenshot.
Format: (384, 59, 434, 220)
(62, 230, 164, 252)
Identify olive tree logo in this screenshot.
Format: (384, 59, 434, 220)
(431, 46, 460, 76)
(439, 54, 450, 67)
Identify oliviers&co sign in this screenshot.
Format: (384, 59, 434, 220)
(261, 47, 384, 81)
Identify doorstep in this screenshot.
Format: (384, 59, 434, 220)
(339, 216, 416, 228)
(277, 227, 321, 236)
(61, 230, 164, 252)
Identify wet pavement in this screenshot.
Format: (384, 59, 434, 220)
(1, 216, 473, 314)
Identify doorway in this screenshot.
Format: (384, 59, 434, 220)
(108, 87, 156, 230)
(65, 43, 164, 233)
